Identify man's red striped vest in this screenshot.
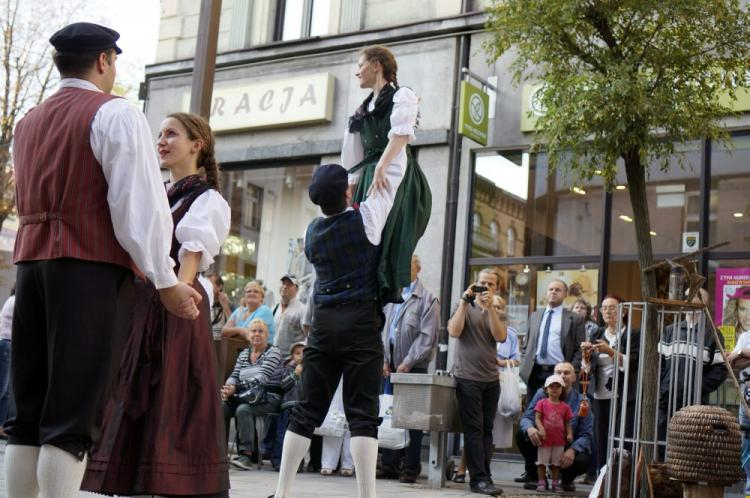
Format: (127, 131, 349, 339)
(13, 86, 132, 269)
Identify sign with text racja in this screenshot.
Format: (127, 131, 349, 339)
(183, 73, 335, 132)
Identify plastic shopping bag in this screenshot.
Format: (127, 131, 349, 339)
(497, 369, 521, 418)
(377, 394, 410, 450)
(314, 379, 348, 437)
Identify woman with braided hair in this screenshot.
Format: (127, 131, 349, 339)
(82, 112, 231, 497)
(343, 45, 432, 304)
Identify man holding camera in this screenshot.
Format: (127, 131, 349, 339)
(448, 268, 507, 496)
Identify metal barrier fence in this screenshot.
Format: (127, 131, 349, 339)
(605, 300, 718, 498)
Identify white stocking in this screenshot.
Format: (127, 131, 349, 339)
(5, 444, 40, 498)
(36, 444, 86, 498)
(273, 431, 311, 498)
(350, 436, 378, 498)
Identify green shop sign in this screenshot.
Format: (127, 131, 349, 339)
(458, 81, 489, 145)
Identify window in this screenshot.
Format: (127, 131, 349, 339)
(710, 134, 750, 252)
(278, 0, 331, 41)
(610, 142, 702, 255)
(471, 150, 603, 258)
(220, 165, 318, 303)
(507, 227, 516, 256)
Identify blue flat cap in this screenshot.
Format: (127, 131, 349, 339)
(50, 22, 122, 55)
(309, 164, 348, 207)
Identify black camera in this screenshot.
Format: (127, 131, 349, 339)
(463, 285, 488, 306)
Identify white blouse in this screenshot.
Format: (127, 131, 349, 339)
(339, 86, 419, 246)
(342, 86, 420, 185)
(170, 188, 231, 272)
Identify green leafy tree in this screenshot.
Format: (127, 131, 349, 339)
(485, 0, 750, 457)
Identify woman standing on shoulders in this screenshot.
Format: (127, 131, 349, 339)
(82, 112, 231, 497)
(343, 45, 432, 304)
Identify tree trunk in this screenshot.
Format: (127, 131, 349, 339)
(622, 149, 659, 463)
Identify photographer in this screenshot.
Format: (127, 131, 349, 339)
(221, 319, 283, 470)
(448, 268, 507, 496)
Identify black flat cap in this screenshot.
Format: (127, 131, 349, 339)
(309, 164, 348, 207)
(50, 22, 122, 55)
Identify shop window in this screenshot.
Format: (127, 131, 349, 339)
(471, 150, 602, 258)
(467, 262, 600, 340)
(278, 0, 331, 41)
(710, 134, 750, 252)
(610, 141, 702, 255)
(705, 258, 750, 408)
(219, 165, 318, 305)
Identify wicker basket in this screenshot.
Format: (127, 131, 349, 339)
(666, 405, 744, 485)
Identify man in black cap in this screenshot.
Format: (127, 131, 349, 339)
(270, 161, 406, 498)
(5, 22, 201, 498)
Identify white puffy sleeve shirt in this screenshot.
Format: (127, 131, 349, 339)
(342, 86, 419, 186)
(173, 189, 231, 272)
(64, 78, 179, 289)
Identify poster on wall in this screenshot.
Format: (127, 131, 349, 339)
(535, 269, 599, 311)
(715, 268, 750, 351)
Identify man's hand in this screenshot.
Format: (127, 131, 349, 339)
(527, 427, 543, 447)
(158, 282, 202, 319)
(383, 362, 391, 378)
(396, 362, 411, 373)
(367, 165, 389, 197)
(295, 364, 303, 377)
(559, 448, 576, 469)
(476, 290, 491, 309)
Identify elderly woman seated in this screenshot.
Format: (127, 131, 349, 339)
(221, 318, 283, 470)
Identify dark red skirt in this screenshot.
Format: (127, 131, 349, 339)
(81, 277, 230, 496)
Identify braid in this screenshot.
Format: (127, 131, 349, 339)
(167, 111, 221, 192)
(202, 153, 221, 191)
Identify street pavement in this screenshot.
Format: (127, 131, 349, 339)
(0, 440, 591, 497)
(0, 441, 745, 497)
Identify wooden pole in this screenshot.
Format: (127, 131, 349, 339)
(189, 0, 222, 118)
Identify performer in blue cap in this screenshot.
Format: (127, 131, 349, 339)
(5, 22, 201, 498)
(269, 160, 405, 498)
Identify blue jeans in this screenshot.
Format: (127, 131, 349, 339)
(0, 339, 11, 424)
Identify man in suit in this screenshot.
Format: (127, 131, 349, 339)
(519, 279, 586, 397)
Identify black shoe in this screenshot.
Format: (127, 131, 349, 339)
(376, 468, 400, 479)
(469, 481, 502, 495)
(561, 483, 576, 492)
(306, 463, 320, 473)
(399, 472, 417, 484)
(513, 471, 528, 483)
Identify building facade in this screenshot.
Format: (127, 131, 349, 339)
(145, 0, 750, 344)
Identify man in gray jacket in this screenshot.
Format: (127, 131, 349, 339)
(379, 255, 439, 483)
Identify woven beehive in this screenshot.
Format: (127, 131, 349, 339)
(666, 405, 744, 485)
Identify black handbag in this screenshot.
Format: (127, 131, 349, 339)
(237, 380, 267, 406)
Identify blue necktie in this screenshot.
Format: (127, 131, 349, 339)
(539, 309, 552, 360)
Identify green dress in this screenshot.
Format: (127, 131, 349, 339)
(348, 88, 432, 304)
